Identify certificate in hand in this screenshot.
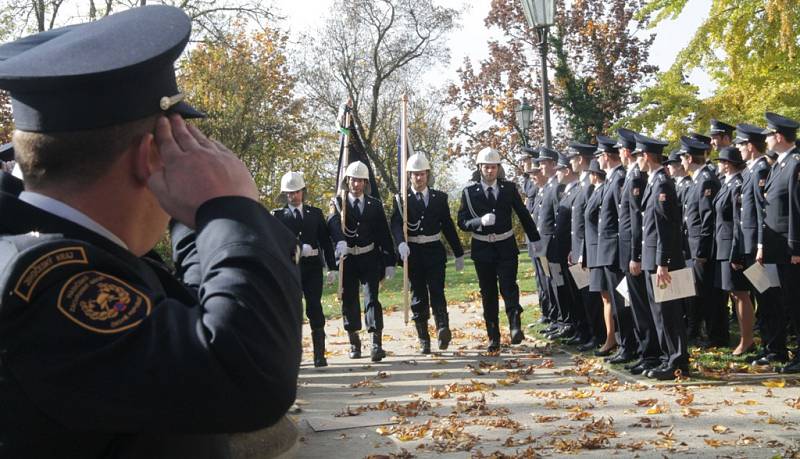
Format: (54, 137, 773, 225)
(650, 267, 696, 303)
(549, 263, 564, 287)
(568, 264, 590, 290)
(743, 263, 781, 293)
(615, 277, 631, 307)
(538, 256, 550, 277)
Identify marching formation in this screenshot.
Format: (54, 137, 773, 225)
(280, 112, 800, 383)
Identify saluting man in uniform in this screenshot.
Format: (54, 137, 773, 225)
(328, 161, 396, 362)
(458, 147, 540, 352)
(0, 6, 303, 456)
(391, 152, 465, 354)
(635, 134, 690, 380)
(756, 112, 800, 373)
(273, 171, 337, 367)
(733, 123, 784, 365)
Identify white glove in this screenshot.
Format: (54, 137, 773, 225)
(335, 241, 348, 258)
(398, 242, 410, 261)
(301, 244, 314, 257)
(385, 266, 395, 280)
(455, 256, 465, 272)
(480, 213, 496, 227)
(326, 270, 337, 285)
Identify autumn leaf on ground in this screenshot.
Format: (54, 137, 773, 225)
(645, 403, 669, 415)
(675, 392, 694, 406)
(762, 378, 786, 388)
(712, 424, 731, 434)
(532, 415, 560, 423)
(681, 407, 703, 418)
(635, 398, 658, 407)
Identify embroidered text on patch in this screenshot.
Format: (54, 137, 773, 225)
(14, 246, 89, 302)
(57, 271, 151, 334)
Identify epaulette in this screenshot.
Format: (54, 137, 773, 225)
(794, 153, 800, 161)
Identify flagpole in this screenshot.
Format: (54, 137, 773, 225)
(338, 101, 352, 301)
(401, 94, 410, 325)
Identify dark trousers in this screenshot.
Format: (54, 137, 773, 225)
(300, 259, 325, 329)
(626, 271, 661, 364)
(645, 271, 689, 367)
(474, 255, 522, 324)
(579, 286, 604, 344)
(555, 263, 589, 337)
(777, 263, 800, 348)
(549, 261, 576, 325)
(531, 248, 556, 322)
(688, 259, 730, 344)
(341, 251, 383, 332)
(604, 266, 637, 355)
(408, 243, 448, 322)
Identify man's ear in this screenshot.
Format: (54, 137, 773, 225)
(131, 132, 160, 184)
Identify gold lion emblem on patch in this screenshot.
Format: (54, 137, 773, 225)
(58, 271, 151, 333)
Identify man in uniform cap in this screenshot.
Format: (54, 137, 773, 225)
(273, 171, 337, 367)
(665, 150, 693, 261)
(0, 6, 303, 457)
(329, 161, 396, 362)
(691, 132, 719, 176)
(709, 118, 736, 152)
(520, 146, 539, 214)
(635, 134, 690, 380)
(756, 112, 800, 373)
(527, 155, 554, 326)
(458, 147, 540, 352)
(679, 135, 728, 347)
(392, 152, 464, 354)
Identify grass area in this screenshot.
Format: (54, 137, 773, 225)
(320, 251, 539, 321)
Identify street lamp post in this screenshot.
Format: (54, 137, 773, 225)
(520, 0, 555, 149)
(515, 99, 534, 147)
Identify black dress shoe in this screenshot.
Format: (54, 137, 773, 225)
(594, 346, 617, 357)
(537, 317, 550, 325)
(644, 363, 667, 378)
(542, 324, 560, 334)
(563, 335, 585, 345)
(777, 358, 800, 374)
(650, 366, 690, 381)
(752, 353, 789, 366)
(608, 352, 637, 364)
(624, 359, 644, 370)
(578, 342, 598, 352)
(629, 363, 646, 375)
(631, 361, 660, 375)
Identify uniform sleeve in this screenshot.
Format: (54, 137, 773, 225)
(440, 194, 465, 257)
(4, 196, 303, 434)
(731, 182, 746, 264)
(629, 176, 645, 262)
(512, 185, 540, 242)
(697, 178, 719, 259)
(654, 181, 679, 267)
(458, 188, 481, 232)
(789, 161, 800, 256)
(755, 166, 769, 246)
(327, 197, 344, 243)
(316, 208, 337, 270)
(374, 201, 397, 267)
(390, 194, 405, 246)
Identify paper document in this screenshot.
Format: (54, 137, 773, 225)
(568, 264, 590, 290)
(549, 263, 564, 287)
(650, 267, 696, 303)
(743, 263, 781, 293)
(615, 277, 631, 307)
(538, 257, 550, 277)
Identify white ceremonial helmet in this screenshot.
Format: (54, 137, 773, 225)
(344, 161, 370, 179)
(406, 152, 431, 172)
(476, 147, 502, 165)
(280, 171, 306, 192)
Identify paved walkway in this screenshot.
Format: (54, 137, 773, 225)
(292, 298, 800, 458)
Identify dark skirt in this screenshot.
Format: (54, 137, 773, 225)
(714, 260, 749, 292)
(589, 267, 607, 292)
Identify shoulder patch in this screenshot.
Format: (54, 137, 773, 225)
(57, 271, 152, 334)
(14, 246, 89, 302)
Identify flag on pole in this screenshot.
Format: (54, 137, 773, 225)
(335, 103, 381, 202)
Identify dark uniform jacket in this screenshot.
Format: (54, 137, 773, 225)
(675, 175, 693, 258)
(532, 176, 563, 260)
(328, 194, 396, 267)
(642, 168, 685, 271)
(597, 165, 626, 267)
(739, 156, 770, 256)
(583, 182, 604, 269)
(570, 174, 593, 264)
(684, 165, 721, 260)
(0, 171, 23, 196)
(760, 148, 800, 262)
(273, 204, 336, 270)
(553, 179, 580, 264)
(621, 164, 647, 269)
(0, 194, 303, 458)
(390, 188, 464, 258)
(522, 175, 538, 214)
(715, 173, 745, 264)
(457, 179, 539, 263)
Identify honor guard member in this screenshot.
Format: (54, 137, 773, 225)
(0, 143, 24, 195)
(458, 147, 540, 352)
(392, 152, 465, 354)
(329, 161, 396, 362)
(553, 152, 589, 345)
(734, 123, 785, 364)
(566, 143, 605, 350)
(635, 134, 690, 380)
(0, 6, 303, 457)
(679, 135, 729, 346)
(273, 171, 337, 367)
(712, 147, 756, 356)
(756, 112, 800, 373)
(595, 135, 638, 364)
(709, 118, 736, 152)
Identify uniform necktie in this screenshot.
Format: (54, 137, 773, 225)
(353, 198, 361, 218)
(294, 208, 302, 221)
(487, 186, 496, 207)
(416, 191, 424, 207)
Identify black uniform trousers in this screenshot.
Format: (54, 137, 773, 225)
(530, 244, 556, 322)
(776, 263, 800, 348)
(626, 271, 661, 365)
(603, 266, 637, 355)
(475, 254, 521, 324)
(687, 259, 729, 344)
(578, 284, 604, 344)
(407, 242, 448, 322)
(341, 251, 384, 332)
(645, 271, 689, 368)
(551, 262, 578, 326)
(300, 257, 325, 329)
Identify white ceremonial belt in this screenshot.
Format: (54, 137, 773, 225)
(301, 248, 319, 257)
(408, 233, 441, 244)
(347, 243, 375, 255)
(472, 230, 514, 243)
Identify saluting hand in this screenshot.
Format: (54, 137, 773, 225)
(148, 115, 258, 228)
